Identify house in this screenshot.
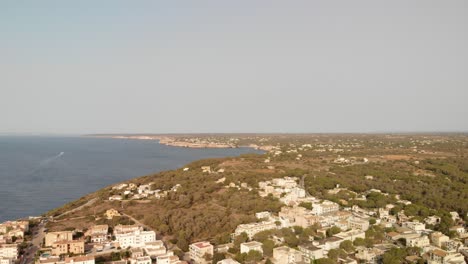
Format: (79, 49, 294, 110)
(90, 234, 107, 244)
(347, 217, 370, 231)
(298, 244, 324, 262)
(317, 236, 344, 251)
(51, 240, 85, 256)
(142, 241, 166, 257)
(402, 221, 425, 232)
(355, 247, 384, 264)
(255, 212, 271, 220)
(105, 209, 121, 219)
(130, 248, 144, 258)
(45, 231, 74, 247)
(87, 225, 108, 236)
(335, 229, 366, 242)
(109, 195, 123, 201)
(272, 246, 304, 264)
(156, 252, 180, 264)
(189, 241, 213, 264)
(449, 226, 466, 236)
(431, 232, 450, 247)
(425, 216, 441, 226)
(406, 235, 430, 248)
(428, 249, 465, 264)
(64, 256, 95, 264)
(240, 241, 263, 254)
(201, 166, 211, 173)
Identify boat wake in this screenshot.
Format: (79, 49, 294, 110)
(39, 152, 65, 167)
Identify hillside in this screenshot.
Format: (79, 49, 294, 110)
(45, 134, 468, 250)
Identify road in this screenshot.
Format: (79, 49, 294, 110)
(121, 213, 152, 231)
(55, 198, 98, 219)
(22, 221, 46, 264)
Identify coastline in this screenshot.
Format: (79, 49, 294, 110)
(88, 134, 276, 151)
(0, 136, 264, 223)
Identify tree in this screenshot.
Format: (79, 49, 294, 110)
(326, 226, 341, 237)
(369, 218, 377, 225)
(212, 253, 225, 264)
(245, 250, 263, 263)
(262, 240, 275, 257)
(299, 202, 313, 210)
(328, 249, 347, 260)
(353, 237, 366, 247)
(315, 258, 336, 264)
(381, 248, 407, 264)
(339, 240, 355, 253)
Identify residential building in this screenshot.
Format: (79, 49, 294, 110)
(189, 241, 213, 264)
(115, 230, 156, 248)
(87, 225, 108, 236)
(312, 201, 339, 215)
(428, 249, 466, 264)
(406, 235, 430, 248)
(402, 221, 426, 232)
(272, 246, 303, 264)
(234, 221, 276, 239)
(45, 231, 74, 247)
(114, 225, 141, 234)
(298, 244, 324, 262)
(64, 256, 95, 264)
(240, 241, 263, 254)
(129, 256, 151, 264)
(0, 244, 17, 259)
(143, 241, 166, 257)
(347, 217, 370, 231)
(431, 232, 450, 248)
(355, 247, 383, 264)
(105, 209, 121, 219)
(0, 258, 14, 264)
(51, 240, 85, 256)
(335, 229, 366, 242)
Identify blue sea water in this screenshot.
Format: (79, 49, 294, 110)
(0, 136, 262, 222)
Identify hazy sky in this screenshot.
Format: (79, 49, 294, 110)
(1, 1, 467, 134)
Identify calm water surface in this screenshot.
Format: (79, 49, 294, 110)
(0, 136, 262, 222)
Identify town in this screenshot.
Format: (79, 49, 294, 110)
(2, 174, 467, 264)
(2, 134, 467, 264)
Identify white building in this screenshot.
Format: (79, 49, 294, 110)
(234, 221, 276, 239)
(64, 256, 95, 264)
(272, 246, 304, 264)
(312, 201, 339, 215)
(0, 244, 17, 260)
(189, 241, 213, 264)
(143, 241, 166, 257)
(402, 221, 426, 232)
(0, 258, 14, 264)
(298, 244, 324, 262)
(217, 259, 240, 264)
(129, 256, 151, 264)
(240, 241, 263, 254)
(407, 235, 430, 248)
(115, 230, 156, 248)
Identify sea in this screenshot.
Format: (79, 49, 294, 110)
(0, 136, 262, 222)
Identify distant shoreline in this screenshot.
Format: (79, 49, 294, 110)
(86, 134, 276, 151)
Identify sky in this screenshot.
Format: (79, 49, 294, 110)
(1, 1, 467, 134)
